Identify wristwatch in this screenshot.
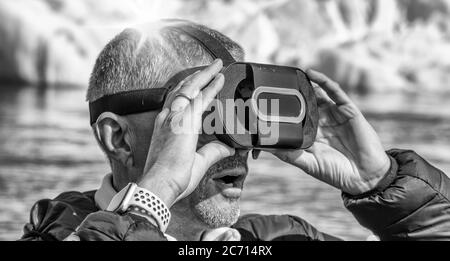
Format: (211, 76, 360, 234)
(107, 183, 171, 232)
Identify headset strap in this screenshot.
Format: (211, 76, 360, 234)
(89, 88, 167, 125)
(172, 25, 237, 66)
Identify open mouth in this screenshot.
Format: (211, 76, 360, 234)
(212, 169, 246, 188)
(214, 175, 241, 185)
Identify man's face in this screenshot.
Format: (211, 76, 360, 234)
(189, 134, 249, 228)
(127, 111, 249, 228)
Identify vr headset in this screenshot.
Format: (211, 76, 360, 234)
(89, 25, 319, 150)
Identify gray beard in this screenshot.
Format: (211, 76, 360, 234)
(188, 154, 247, 228)
(191, 194, 241, 228)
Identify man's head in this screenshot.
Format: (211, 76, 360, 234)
(87, 19, 249, 229)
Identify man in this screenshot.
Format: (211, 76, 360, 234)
(21, 20, 450, 241)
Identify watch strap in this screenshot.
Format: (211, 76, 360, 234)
(108, 183, 171, 232)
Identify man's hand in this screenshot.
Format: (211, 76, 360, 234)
(202, 228, 241, 241)
(139, 59, 235, 207)
(273, 70, 391, 195)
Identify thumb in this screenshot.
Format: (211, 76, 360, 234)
(174, 141, 235, 203)
(195, 141, 235, 177)
(202, 228, 241, 241)
(271, 149, 304, 164)
(272, 149, 312, 173)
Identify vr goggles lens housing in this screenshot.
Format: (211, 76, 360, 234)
(210, 62, 318, 150)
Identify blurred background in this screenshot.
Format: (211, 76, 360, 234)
(0, 0, 450, 241)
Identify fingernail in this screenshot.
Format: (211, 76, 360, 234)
(214, 58, 222, 64)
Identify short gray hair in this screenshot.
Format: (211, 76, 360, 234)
(86, 19, 245, 102)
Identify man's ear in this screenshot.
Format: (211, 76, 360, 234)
(93, 112, 134, 167)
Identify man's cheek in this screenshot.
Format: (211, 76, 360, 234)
(204, 178, 220, 195)
(194, 177, 222, 202)
(135, 140, 151, 168)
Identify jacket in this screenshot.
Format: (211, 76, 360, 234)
(20, 149, 450, 241)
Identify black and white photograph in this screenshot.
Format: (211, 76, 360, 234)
(0, 0, 449, 246)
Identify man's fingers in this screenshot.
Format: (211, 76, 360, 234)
(196, 141, 235, 174)
(167, 73, 198, 111)
(307, 69, 352, 106)
(272, 149, 316, 174)
(185, 59, 223, 92)
(193, 141, 235, 184)
(193, 73, 225, 114)
(169, 59, 223, 112)
(201, 228, 241, 241)
(227, 230, 241, 241)
(173, 141, 235, 203)
(313, 86, 334, 107)
(154, 108, 170, 129)
(216, 230, 241, 241)
(163, 71, 198, 110)
(166, 71, 200, 112)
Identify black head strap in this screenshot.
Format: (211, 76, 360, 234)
(89, 88, 167, 125)
(172, 25, 237, 66)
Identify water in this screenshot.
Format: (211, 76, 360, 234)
(0, 85, 449, 241)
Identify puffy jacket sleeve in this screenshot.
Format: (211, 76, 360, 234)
(20, 191, 99, 241)
(343, 149, 450, 240)
(19, 191, 167, 241)
(74, 211, 168, 241)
